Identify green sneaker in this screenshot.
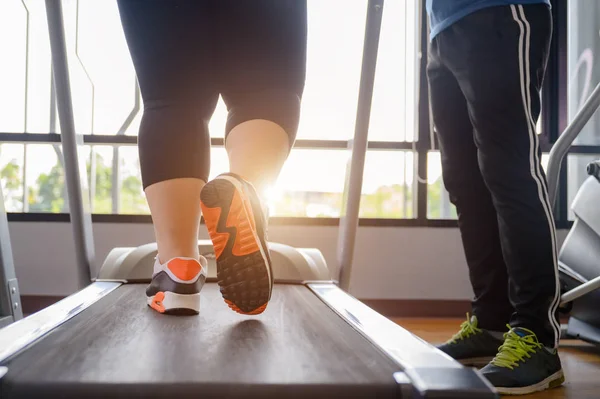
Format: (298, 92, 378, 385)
(438, 314, 503, 366)
(480, 327, 565, 395)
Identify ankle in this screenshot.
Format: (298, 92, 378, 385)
(157, 252, 200, 265)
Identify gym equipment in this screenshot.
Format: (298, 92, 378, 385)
(0, 0, 498, 397)
(547, 81, 600, 345)
(0, 185, 23, 329)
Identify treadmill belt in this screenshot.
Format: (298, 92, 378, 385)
(2, 283, 399, 398)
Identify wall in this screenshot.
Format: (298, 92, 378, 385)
(7, 221, 568, 300)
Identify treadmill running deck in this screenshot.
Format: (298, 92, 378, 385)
(1, 283, 399, 398)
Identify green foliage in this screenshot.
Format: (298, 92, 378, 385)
(360, 184, 413, 218)
(89, 152, 112, 214)
(1, 150, 454, 219)
(29, 161, 65, 213)
(270, 178, 455, 219)
(120, 174, 149, 214)
(26, 151, 148, 214)
(427, 177, 457, 219)
(0, 159, 23, 211)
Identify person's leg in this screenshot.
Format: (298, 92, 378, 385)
(226, 122, 290, 198)
(219, 0, 307, 197)
(427, 35, 510, 366)
(117, 0, 218, 313)
(443, 4, 563, 394)
(145, 179, 205, 263)
(200, 0, 307, 315)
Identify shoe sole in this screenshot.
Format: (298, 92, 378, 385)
(147, 291, 201, 315)
(458, 356, 495, 367)
(200, 176, 272, 315)
(495, 370, 565, 395)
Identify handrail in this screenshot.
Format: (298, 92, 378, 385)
(337, 0, 384, 290)
(547, 82, 600, 207)
(46, 0, 95, 286)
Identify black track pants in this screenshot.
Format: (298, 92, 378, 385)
(427, 4, 560, 347)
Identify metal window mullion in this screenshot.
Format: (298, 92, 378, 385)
(74, 0, 97, 212)
(402, 152, 408, 217)
(113, 80, 141, 214)
(112, 147, 120, 214)
(22, 147, 28, 212)
(21, 0, 31, 213)
(0, 133, 425, 151)
(416, 0, 430, 221)
(89, 147, 96, 212)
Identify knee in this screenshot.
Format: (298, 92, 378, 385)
(441, 159, 472, 198)
(138, 101, 212, 189)
(477, 150, 540, 200)
(441, 160, 491, 208)
(143, 92, 218, 123)
(477, 150, 513, 192)
(224, 89, 302, 148)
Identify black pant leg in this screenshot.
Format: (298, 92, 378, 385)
(428, 39, 513, 331)
(117, 0, 219, 188)
(215, 0, 307, 145)
(440, 4, 559, 347)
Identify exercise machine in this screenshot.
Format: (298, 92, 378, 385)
(0, 1, 497, 397)
(0, 184, 23, 329)
(546, 79, 600, 346)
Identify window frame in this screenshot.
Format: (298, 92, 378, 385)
(3, 0, 598, 229)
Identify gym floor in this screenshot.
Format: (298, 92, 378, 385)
(395, 318, 600, 399)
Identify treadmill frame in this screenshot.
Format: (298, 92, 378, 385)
(0, 280, 497, 398)
(0, 282, 120, 363)
(0, 184, 23, 329)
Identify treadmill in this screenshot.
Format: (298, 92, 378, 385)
(0, 1, 497, 398)
(0, 186, 23, 330)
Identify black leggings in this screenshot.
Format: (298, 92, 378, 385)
(117, 0, 307, 188)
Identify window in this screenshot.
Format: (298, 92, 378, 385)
(567, 1, 600, 146)
(565, 1, 600, 220)
(1, 0, 425, 221)
(0, 144, 25, 213)
(4, 0, 569, 225)
(426, 152, 455, 220)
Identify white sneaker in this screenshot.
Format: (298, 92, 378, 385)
(146, 256, 207, 315)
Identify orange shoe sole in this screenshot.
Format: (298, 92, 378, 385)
(201, 176, 272, 315)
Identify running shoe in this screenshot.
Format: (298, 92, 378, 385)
(146, 256, 207, 315)
(200, 173, 272, 315)
(437, 314, 504, 366)
(480, 327, 565, 395)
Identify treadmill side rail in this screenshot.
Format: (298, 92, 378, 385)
(0, 282, 120, 364)
(308, 284, 499, 398)
(98, 240, 331, 283)
(403, 368, 498, 399)
(0, 184, 23, 325)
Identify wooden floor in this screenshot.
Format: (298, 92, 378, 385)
(394, 318, 600, 399)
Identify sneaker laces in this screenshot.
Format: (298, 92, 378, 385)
(491, 326, 543, 370)
(448, 313, 482, 344)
